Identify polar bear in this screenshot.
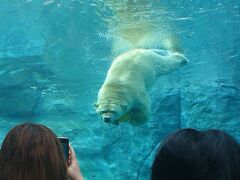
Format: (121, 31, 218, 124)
(94, 49, 188, 124)
(94, 0, 188, 124)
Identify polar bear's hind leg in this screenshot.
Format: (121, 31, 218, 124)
(150, 49, 188, 77)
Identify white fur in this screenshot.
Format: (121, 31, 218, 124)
(95, 48, 188, 124)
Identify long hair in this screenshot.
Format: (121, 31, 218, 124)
(0, 123, 67, 180)
(151, 129, 240, 180)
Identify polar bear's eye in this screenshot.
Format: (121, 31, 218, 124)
(100, 111, 116, 115)
(107, 111, 116, 114)
(100, 111, 108, 115)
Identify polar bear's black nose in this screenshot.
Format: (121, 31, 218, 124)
(104, 117, 111, 123)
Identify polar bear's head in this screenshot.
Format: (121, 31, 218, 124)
(94, 101, 129, 123)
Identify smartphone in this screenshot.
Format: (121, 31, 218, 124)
(58, 137, 69, 162)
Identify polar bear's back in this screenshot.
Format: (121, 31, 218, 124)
(105, 49, 159, 90)
(105, 48, 188, 92)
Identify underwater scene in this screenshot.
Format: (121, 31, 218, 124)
(0, 0, 239, 179)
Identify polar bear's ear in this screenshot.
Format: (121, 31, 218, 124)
(94, 103, 99, 109)
(121, 104, 128, 111)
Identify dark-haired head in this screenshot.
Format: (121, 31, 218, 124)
(0, 123, 67, 180)
(151, 129, 240, 180)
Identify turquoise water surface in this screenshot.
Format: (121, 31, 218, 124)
(0, 0, 240, 179)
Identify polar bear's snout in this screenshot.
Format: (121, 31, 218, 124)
(102, 112, 113, 123)
(94, 101, 128, 123)
(100, 110, 118, 123)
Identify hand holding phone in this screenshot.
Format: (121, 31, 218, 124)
(67, 145, 84, 180)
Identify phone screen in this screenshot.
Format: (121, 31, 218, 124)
(58, 137, 69, 162)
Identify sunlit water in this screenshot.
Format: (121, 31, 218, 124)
(0, 0, 239, 179)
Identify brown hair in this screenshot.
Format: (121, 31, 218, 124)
(0, 123, 67, 180)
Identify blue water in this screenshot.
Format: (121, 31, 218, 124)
(0, 0, 239, 179)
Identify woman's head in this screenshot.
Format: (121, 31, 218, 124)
(151, 129, 240, 180)
(0, 123, 67, 180)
